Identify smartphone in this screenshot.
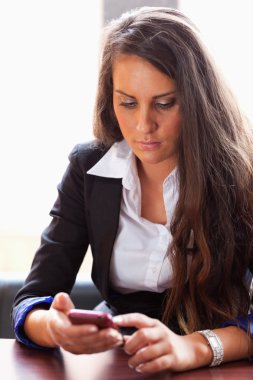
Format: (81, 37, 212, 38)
(67, 309, 118, 330)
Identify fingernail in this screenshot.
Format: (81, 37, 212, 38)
(113, 316, 123, 323)
(114, 340, 124, 348)
(128, 364, 134, 369)
(87, 326, 98, 333)
(108, 330, 120, 339)
(136, 365, 143, 373)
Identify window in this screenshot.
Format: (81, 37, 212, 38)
(0, 0, 252, 273)
(0, 0, 102, 273)
(179, 0, 253, 122)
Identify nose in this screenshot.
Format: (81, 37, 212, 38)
(136, 106, 158, 134)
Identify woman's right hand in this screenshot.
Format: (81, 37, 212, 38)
(24, 292, 124, 354)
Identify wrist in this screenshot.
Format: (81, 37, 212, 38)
(24, 308, 57, 348)
(197, 330, 224, 366)
(183, 332, 214, 368)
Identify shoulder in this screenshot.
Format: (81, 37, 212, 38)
(68, 140, 111, 172)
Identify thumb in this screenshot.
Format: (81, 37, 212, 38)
(51, 292, 75, 313)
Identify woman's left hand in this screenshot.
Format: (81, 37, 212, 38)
(113, 313, 211, 373)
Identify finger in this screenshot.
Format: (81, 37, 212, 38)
(128, 342, 169, 368)
(51, 292, 75, 312)
(59, 325, 118, 343)
(134, 354, 174, 374)
(124, 325, 166, 355)
(60, 323, 99, 339)
(113, 313, 156, 328)
(60, 328, 124, 354)
(122, 335, 131, 344)
(86, 327, 123, 346)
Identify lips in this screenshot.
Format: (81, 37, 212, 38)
(136, 141, 161, 150)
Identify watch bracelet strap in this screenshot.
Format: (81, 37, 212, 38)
(197, 329, 224, 367)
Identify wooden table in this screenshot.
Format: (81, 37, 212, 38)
(1, 339, 252, 379)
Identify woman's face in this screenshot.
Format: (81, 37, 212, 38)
(112, 54, 182, 175)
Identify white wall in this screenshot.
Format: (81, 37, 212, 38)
(179, 0, 253, 122)
(0, 1, 102, 235)
(0, 0, 252, 253)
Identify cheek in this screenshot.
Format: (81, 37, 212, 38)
(113, 103, 122, 124)
(114, 108, 132, 133)
(168, 113, 182, 138)
(174, 119, 182, 136)
(162, 119, 181, 141)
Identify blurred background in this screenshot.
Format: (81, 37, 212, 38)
(0, 0, 252, 276)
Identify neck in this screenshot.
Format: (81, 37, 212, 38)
(137, 159, 176, 185)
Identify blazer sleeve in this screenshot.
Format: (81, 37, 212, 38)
(13, 144, 93, 307)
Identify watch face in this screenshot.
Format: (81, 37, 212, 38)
(209, 336, 218, 347)
(197, 330, 224, 367)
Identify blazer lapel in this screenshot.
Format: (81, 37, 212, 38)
(87, 175, 122, 299)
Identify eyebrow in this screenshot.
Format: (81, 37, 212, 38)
(115, 89, 176, 99)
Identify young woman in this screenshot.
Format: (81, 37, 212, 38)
(12, 7, 253, 373)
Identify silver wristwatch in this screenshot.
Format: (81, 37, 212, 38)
(197, 329, 224, 367)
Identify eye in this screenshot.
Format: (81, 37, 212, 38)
(155, 98, 176, 110)
(119, 101, 137, 109)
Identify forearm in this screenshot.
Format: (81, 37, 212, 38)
(24, 308, 57, 348)
(214, 326, 253, 362)
(185, 326, 253, 369)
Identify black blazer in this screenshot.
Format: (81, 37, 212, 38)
(13, 142, 165, 318)
(13, 142, 253, 321)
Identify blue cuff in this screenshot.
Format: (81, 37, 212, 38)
(221, 312, 253, 334)
(13, 296, 54, 350)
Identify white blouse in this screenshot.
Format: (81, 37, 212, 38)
(87, 140, 180, 294)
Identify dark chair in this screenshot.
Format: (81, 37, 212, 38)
(0, 273, 102, 338)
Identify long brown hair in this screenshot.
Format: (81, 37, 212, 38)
(93, 7, 253, 333)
